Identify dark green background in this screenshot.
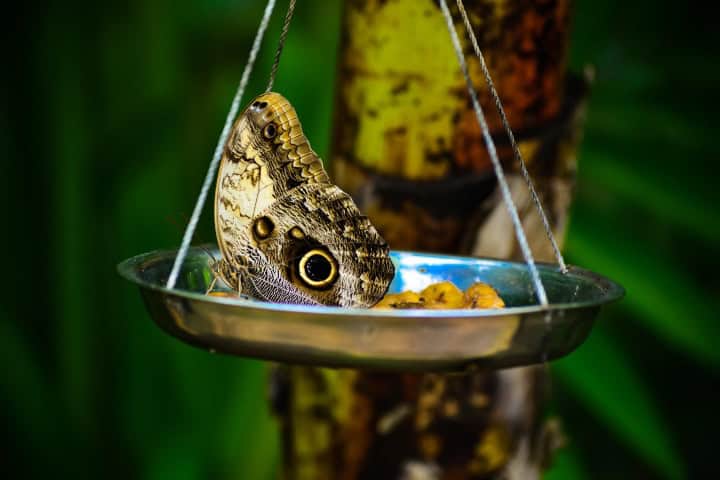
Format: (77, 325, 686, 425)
(2, 0, 718, 478)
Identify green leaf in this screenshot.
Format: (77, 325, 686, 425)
(544, 445, 588, 480)
(0, 318, 63, 455)
(553, 328, 685, 480)
(566, 223, 720, 369)
(144, 441, 203, 480)
(47, 26, 95, 431)
(214, 361, 279, 479)
(577, 151, 720, 243)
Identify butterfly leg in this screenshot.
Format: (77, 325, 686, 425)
(205, 275, 218, 295)
(206, 257, 221, 294)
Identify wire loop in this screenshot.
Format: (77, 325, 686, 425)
(266, 0, 297, 92)
(455, 0, 568, 274)
(439, 0, 549, 306)
(166, 0, 277, 289)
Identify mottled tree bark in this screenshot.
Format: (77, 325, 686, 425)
(276, 1, 589, 478)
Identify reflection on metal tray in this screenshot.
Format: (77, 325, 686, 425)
(118, 248, 623, 372)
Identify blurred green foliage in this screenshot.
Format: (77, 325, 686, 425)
(1, 0, 718, 478)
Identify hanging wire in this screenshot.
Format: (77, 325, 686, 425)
(266, 0, 297, 92)
(166, 0, 277, 289)
(456, 0, 568, 274)
(438, 0, 549, 306)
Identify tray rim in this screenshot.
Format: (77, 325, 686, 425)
(117, 247, 625, 318)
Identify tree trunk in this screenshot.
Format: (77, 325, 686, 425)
(274, 1, 589, 478)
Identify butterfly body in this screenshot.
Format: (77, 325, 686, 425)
(214, 92, 394, 308)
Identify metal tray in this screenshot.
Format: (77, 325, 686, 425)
(118, 248, 623, 372)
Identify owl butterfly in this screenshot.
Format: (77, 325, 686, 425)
(213, 92, 394, 308)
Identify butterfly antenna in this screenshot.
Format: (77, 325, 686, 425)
(199, 245, 218, 264)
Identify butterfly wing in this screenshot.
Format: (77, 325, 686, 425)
(252, 183, 394, 308)
(215, 93, 325, 272)
(214, 92, 393, 306)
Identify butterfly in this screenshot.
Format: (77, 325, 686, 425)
(212, 92, 394, 308)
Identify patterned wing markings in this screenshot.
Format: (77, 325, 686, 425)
(213, 92, 394, 308)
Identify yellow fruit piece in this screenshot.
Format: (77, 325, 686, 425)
(373, 281, 504, 310)
(373, 291, 424, 310)
(464, 282, 506, 309)
(207, 291, 237, 298)
(420, 281, 466, 309)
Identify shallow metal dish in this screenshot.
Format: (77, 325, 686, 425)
(118, 248, 623, 372)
